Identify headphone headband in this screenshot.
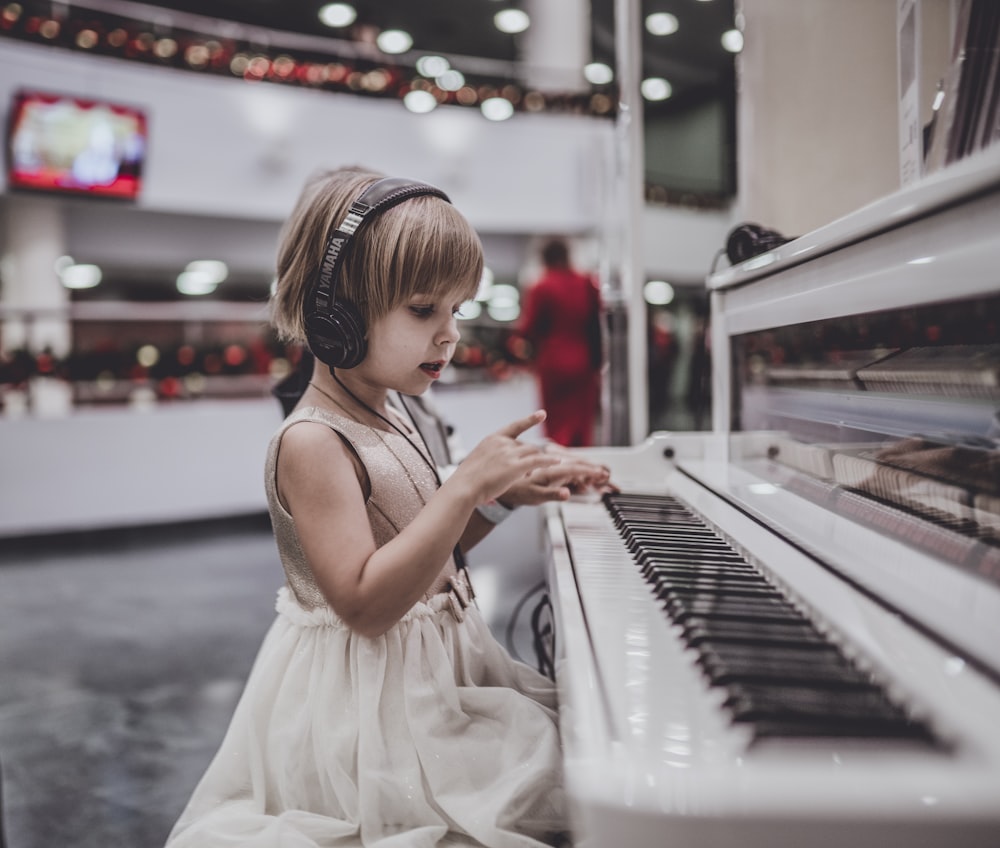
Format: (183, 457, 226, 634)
(312, 177, 451, 313)
(304, 176, 451, 370)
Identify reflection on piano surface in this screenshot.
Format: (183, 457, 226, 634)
(544, 149, 1000, 847)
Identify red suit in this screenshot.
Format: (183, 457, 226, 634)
(520, 266, 602, 447)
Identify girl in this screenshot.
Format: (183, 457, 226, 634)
(166, 167, 608, 847)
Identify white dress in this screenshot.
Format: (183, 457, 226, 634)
(165, 408, 567, 847)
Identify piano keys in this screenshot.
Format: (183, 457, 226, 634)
(546, 445, 1000, 848)
(543, 146, 1000, 847)
(604, 491, 937, 744)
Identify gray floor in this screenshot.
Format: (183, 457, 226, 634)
(0, 511, 549, 848)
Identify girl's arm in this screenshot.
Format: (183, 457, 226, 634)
(277, 411, 558, 636)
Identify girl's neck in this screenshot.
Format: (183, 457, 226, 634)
(308, 369, 389, 422)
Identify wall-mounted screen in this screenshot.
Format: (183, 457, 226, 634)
(5, 90, 147, 200)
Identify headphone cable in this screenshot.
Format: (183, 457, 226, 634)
(328, 373, 473, 580)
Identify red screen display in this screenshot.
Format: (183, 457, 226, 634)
(5, 90, 147, 200)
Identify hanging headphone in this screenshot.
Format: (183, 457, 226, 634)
(303, 176, 451, 370)
(724, 222, 792, 266)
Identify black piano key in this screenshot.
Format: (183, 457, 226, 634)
(643, 563, 764, 581)
(725, 683, 905, 722)
(615, 515, 716, 527)
(748, 718, 935, 740)
(654, 579, 784, 601)
(682, 619, 831, 648)
(639, 551, 751, 567)
(621, 523, 735, 538)
(698, 646, 872, 688)
(631, 539, 737, 555)
(624, 530, 734, 546)
(725, 684, 937, 741)
(665, 595, 808, 624)
(602, 491, 939, 746)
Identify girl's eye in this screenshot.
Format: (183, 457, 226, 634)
(409, 305, 434, 318)
(452, 305, 465, 317)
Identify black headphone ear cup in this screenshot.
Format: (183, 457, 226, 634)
(304, 300, 367, 370)
(726, 224, 766, 264)
(726, 223, 790, 265)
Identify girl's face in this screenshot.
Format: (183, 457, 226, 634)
(357, 288, 467, 396)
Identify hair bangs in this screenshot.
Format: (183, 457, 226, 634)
(355, 196, 483, 321)
(407, 207, 484, 305)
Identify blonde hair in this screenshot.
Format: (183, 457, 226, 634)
(271, 167, 484, 343)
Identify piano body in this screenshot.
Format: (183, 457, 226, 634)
(544, 147, 1000, 847)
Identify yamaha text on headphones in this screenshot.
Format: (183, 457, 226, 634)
(304, 176, 451, 370)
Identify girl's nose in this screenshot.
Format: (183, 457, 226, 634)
(438, 314, 461, 345)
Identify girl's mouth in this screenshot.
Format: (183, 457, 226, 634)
(420, 361, 444, 378)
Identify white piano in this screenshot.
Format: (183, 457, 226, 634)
(544, 146, 1000, 847)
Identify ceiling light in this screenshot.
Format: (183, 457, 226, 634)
(584, 62, 613, 85)
(416, 55, 449, 77)
(178, 260, 227, 296)
(318, 3, 356, 28)
(641, 77, 672, 101)
(376, 29, 412, 54)
(721, 29, 744, 53)
(487, 302, 520, 322)
(643, 280, 675, 305)
(437, 69, 465, 91)
(185, 260, 228, 283)
(136, 344, 160, 367)
(645, 13, 679, 36)
(59, 263, 103, 289)
(494, 9, 530, 34)
(481, 97, 514, 121)
(176, 271, 218, 296)
(486, 283, 520, 306)
(403, 89, 438, 113)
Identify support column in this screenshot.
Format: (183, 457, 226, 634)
(520, 0, 590, 92)
(1, 195, 70, 356)
(613, 0, 647, 445)
(1, 195, 72, 416)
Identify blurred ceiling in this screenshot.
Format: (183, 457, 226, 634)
(122, 0, 738, 107)
(1, 1, 739, 298)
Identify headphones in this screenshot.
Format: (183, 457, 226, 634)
(304, 176, 451, 370)
(725, 222, 792, 266)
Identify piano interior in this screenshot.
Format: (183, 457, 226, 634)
(544, 149, 1000, 847)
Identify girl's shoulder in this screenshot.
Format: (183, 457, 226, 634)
(277, 406, 372, 438)
(270, 406, 381, 458)
(268, 406, 374, 500)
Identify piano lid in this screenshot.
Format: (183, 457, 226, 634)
(708, 144, 1000, 292)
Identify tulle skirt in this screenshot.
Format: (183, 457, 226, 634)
(165, 588, 567, 847)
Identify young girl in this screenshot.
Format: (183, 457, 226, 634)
(165, 167, 609, 847)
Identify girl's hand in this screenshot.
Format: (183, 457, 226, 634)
(499, 453, 617, 507)
(448, 410, 560, 506)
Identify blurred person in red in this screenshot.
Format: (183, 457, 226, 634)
(519, 237, 603, 447)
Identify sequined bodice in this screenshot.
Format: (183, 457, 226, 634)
(264, 406, 458, 610)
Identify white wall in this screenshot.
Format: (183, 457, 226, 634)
(0, 398, 282, 537)
(0, 41, 610, 232)
(0, 39, 733, 283)
(735, 0, 896, 236)
(0, 376, 542, 540)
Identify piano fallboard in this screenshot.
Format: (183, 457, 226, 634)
(545, 435, 1000, 848)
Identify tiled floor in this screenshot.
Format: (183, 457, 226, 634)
(0, 510, 549, 848)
